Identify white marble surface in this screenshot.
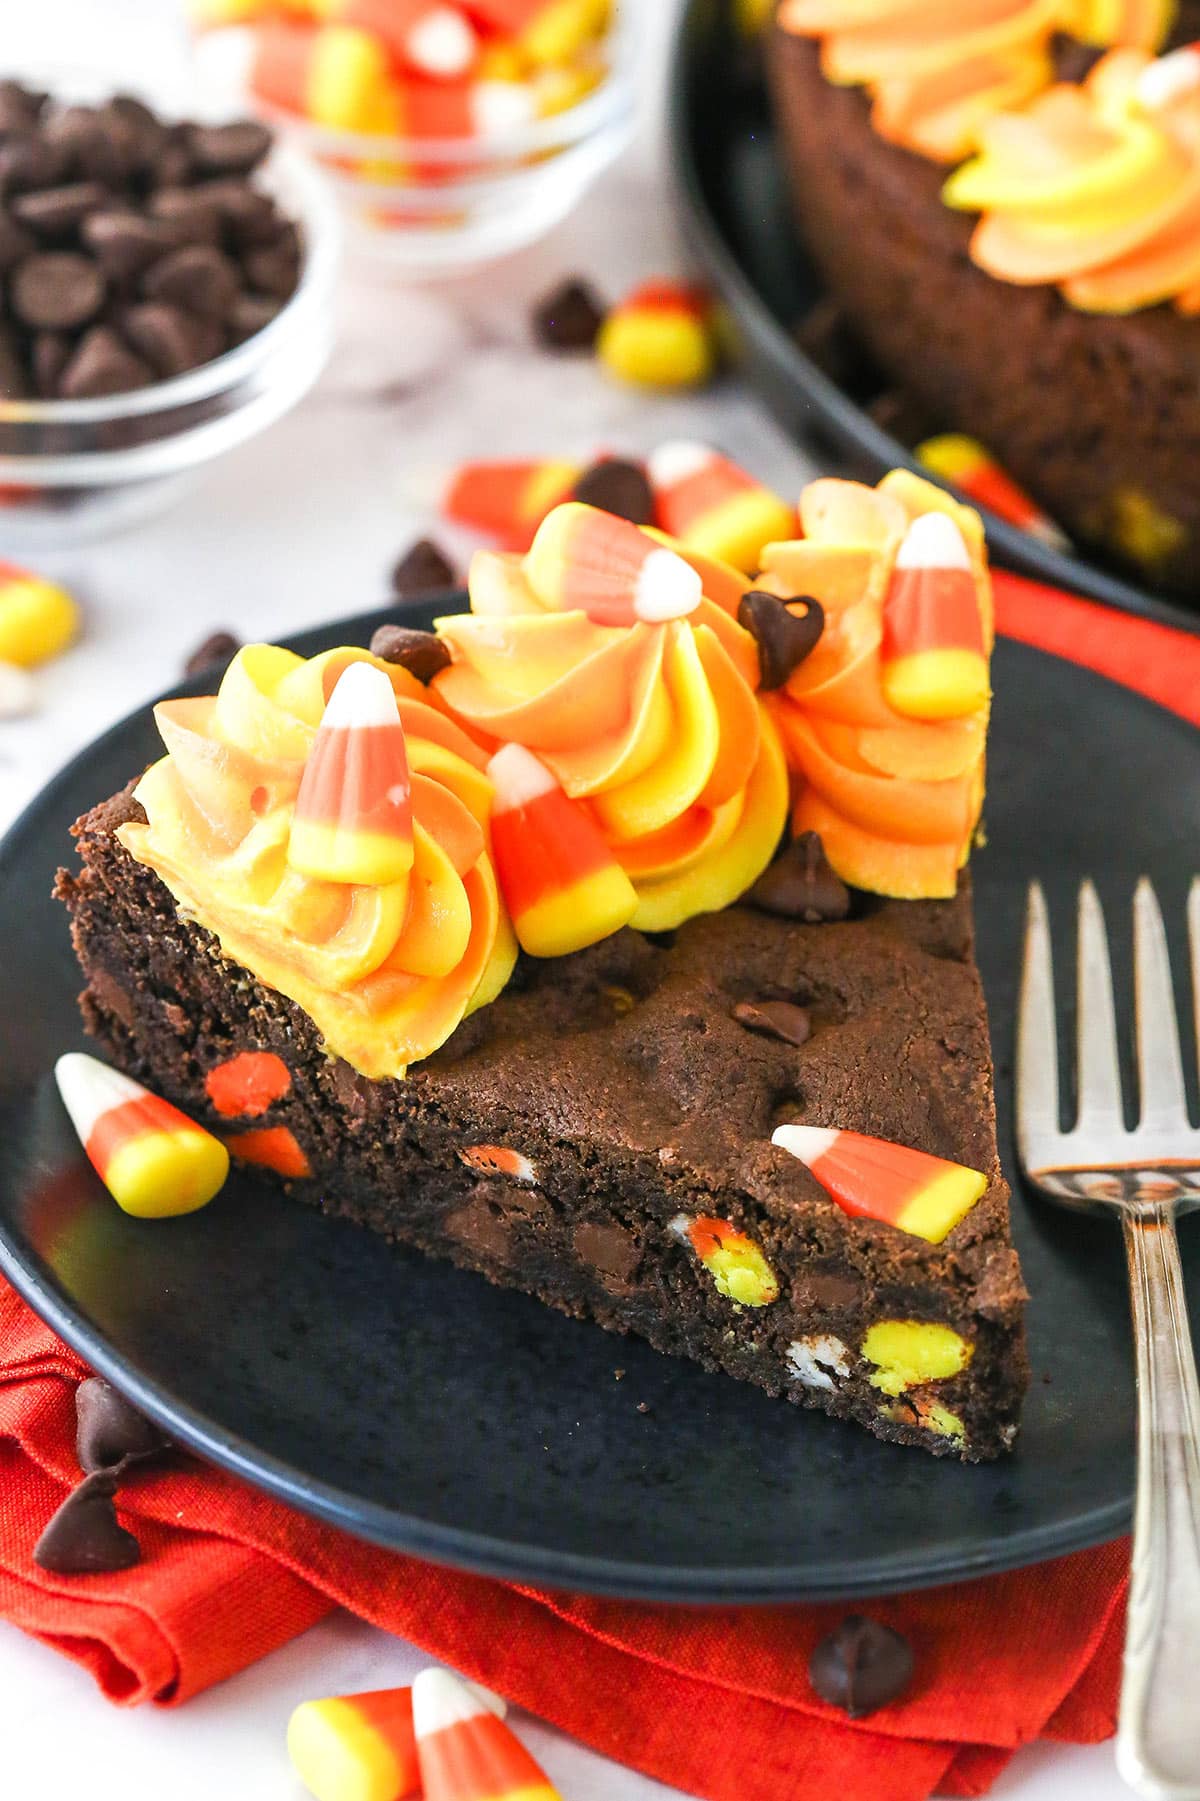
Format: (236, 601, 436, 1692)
(0, 2, 1136, 1797)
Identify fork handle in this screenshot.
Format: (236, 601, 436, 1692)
(1118, 1204, 1200, 1800)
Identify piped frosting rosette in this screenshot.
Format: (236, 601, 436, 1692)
(118, 645, 517, 1081)
(944, 44, 1200, 310)
(777, 0, 1172, 161)
(432, 502, 790, 945)
(758, 472, 992, 900)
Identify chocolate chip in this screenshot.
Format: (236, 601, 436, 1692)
(532, 276, 607, 350)
(32, 330, 71, 397)
(227, 291, 281, 344)
(82, 210, 175, 280)
(0, 206, 35, 270)
(0, 79, 43, 136)
(571, 458, 655, 526)
(390, 537, 457, 599)
(121, 301, 222, 379)
(75, 1375, 170, 1474)
(152, 127, 195, 190)
(241, 226, 300, 299)
(194, 178, 279, 245)
(142, 243, 240, 318)
(0, 134, 69, 196)
(44, 105, 131, 186)
(732, 999, 811, 1047)
(12, 181, 109, 237)
(11, 250, 105, 330)
(1051, 31, 1104, 84)
(58, 324, 153, 398)
(148, 187, 222, 247)
(184, 629, 241, 677)
(737, 590, 824, 690)
(748, 832, 850, 924)
(809, 1616, 914, 1717)
(369, 624, 452, 683)
(33, 1471, 142, 1575)
(187, 120, 273, 177)
(573, 1220, 640, 1287)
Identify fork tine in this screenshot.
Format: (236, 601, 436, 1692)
(1017, 882, 1061, 1156)
(1076, 881, 1125, 1132)
(1133, 878, 1189, 1133)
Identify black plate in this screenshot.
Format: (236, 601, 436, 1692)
(1, 604, 1198, 1602)
(669, 0, 1200, 638)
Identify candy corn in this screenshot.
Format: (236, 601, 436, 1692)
(772, 1124, 987, 1244)
(670, 1214, 779, 1306)
(55, 1052, 230, 1219)
(288, 661, 415, 886)
(289, 1682, 509, 1801)
(443, 459, 580, 549)
(915, 435, 1069, 551)
(1136, 42, 1200, 110)
(647, 441, 796, 574)
(226, 1124, 312, 1178)
(466, 0, 609, 67)
(413, 1667, 561, 1801)
(487, 743, 637, 956)
(0, 562, 79, 667)
(880, 513, 989, 721)
(250, 20, 400, 132)
(596, 280, 718, 389)
(524, 502, 702, 624)
(318, 0, 479, 79)
(289, 1688, 421, 1801)
(204, 1051, 293, 1118)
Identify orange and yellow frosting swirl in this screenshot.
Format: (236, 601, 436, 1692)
(944, 45, 1200, 309)
(432, 537, 790, 933)
(777, 0, 1173, 161)
(759, 472, 992, 900)
(118, 644, 516, 1081)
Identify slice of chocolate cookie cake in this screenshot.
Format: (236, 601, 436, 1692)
(56, 478, 1029, 1460)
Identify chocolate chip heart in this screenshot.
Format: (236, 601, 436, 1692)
(75, 1375, 171, 1474)
(737, 590, 825, 691)
(571, 458, 655, 526)
(809, 1616, 914, 1718)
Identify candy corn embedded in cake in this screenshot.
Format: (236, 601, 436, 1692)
(880, 512, 990, 720)
(596, 280, 718, 389)
(647, 442, 796, 574)
(772, 1125, 987, 1244)
(524, 501, 702, 623)
(55, 1052, 230, 1219)
(487, 743, 638, 955)
(443, 459, 580, 549)
(288, 661, 415, 885)
(413, 1666, 561, 1801)
(670, 1215, 779, 1306)
(916, 434, 1069, 551)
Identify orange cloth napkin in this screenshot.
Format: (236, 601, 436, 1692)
(3, 571, 1198, 1801)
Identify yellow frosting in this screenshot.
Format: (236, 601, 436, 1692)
(758, 471, 992, 899)
(432, 541, 790, 932)
(778, 0, 1174, 161)
(944, 47, 1200, 310)
(118, 645, 517, 1081)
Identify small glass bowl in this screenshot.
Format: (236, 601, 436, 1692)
(206, 3, 641, 278)
(0, 142, 340, 553)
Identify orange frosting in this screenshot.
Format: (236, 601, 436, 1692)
(778, 0, 1174, 161)
(944, 45, 1200, 310)
(118, 645, 517, 1081)
(758, 471, 992, 899)
(432, 530, 790, 932)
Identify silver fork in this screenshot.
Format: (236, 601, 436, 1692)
(1018, 878, 1200, 1800)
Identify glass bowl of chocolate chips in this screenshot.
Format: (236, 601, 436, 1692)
(0, 76, 340, 550)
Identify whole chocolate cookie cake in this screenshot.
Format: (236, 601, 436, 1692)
(56, 474, 1029, 1460)
(769, 1, 1200, 596)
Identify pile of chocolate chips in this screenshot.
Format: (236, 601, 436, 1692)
(0, 80, 300, 401)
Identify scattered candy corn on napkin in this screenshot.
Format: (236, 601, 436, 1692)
(2, 574, 1199, 1801)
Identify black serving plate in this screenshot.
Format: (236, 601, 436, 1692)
(1, 602, 1198, 1602)
(670, 0, 1200, 638)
